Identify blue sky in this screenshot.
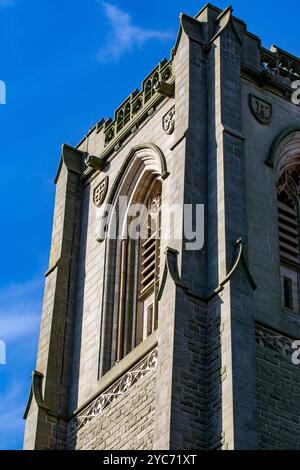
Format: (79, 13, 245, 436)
(0, 0, 299, 451)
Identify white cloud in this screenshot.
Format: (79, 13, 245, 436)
(0, 312, 40, 342)
(0, 383, 26, 449)
(0, 278, 43, 343)
(97, 2, 173, 62)
(0, 278, 43, 449)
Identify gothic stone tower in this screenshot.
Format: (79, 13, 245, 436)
(24, 3, 300, 450)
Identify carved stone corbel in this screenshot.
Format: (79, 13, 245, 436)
(154, 81, 175, 98)
(85, 154, 105, 172)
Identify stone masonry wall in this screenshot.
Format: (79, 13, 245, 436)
(242, 77, 300, 331)
(256, 326, 300, 450)
(67, 369, 156, 450)
(206, 300, 222, 450)
(69, 99, 175, 413)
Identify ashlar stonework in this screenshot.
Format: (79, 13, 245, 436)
(24, 3, 300, 450)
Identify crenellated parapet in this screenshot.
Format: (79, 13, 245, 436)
(260, 45, 300, 82)
(79, 3, 300, 174)
(102, 58, 173, 148)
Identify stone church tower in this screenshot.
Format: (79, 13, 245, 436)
(24, 3, 300, 450)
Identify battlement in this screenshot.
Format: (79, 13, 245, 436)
(260, 45, 300, 81)
(78, 3, 300, 156)
(102, 59, 173, 147)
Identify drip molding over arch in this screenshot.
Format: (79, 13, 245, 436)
(96, 143, 169, 243)
(107, 143, 169, 206)
(266, 127, 300, 171)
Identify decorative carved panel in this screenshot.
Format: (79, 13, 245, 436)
(69, 348, 158, 437)
(255, 325, 294, 357)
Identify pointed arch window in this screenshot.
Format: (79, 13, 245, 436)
(277, 162, 300, 313)
(116, 180, 161, 362)
(98, 144, 168, 377)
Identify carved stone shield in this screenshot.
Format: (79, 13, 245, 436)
(163, 106, 175, 135)
(93, 177, 109, 207)
(249, 94, 272, 125)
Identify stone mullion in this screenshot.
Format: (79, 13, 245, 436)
(116, 239, 128, 361)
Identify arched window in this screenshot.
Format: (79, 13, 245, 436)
(98, 144, 168, 376)
(276, 138, 300, 313)
(116, 180, 161, 361)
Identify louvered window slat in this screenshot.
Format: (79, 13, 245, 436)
(140, 242, 159, 294)
(278, 214, 297, 228)
(139, 189, 161, 298)
(278, 222, 298, 237)
(141, 254, 156, 270)
(279, 241, 299, 256)
(279, 234, 299, 248)
(142, 233, 158, 248)
(278, 200, 297, 215)
(278, 196, 300, 263)
(141, 259, 156, 277)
